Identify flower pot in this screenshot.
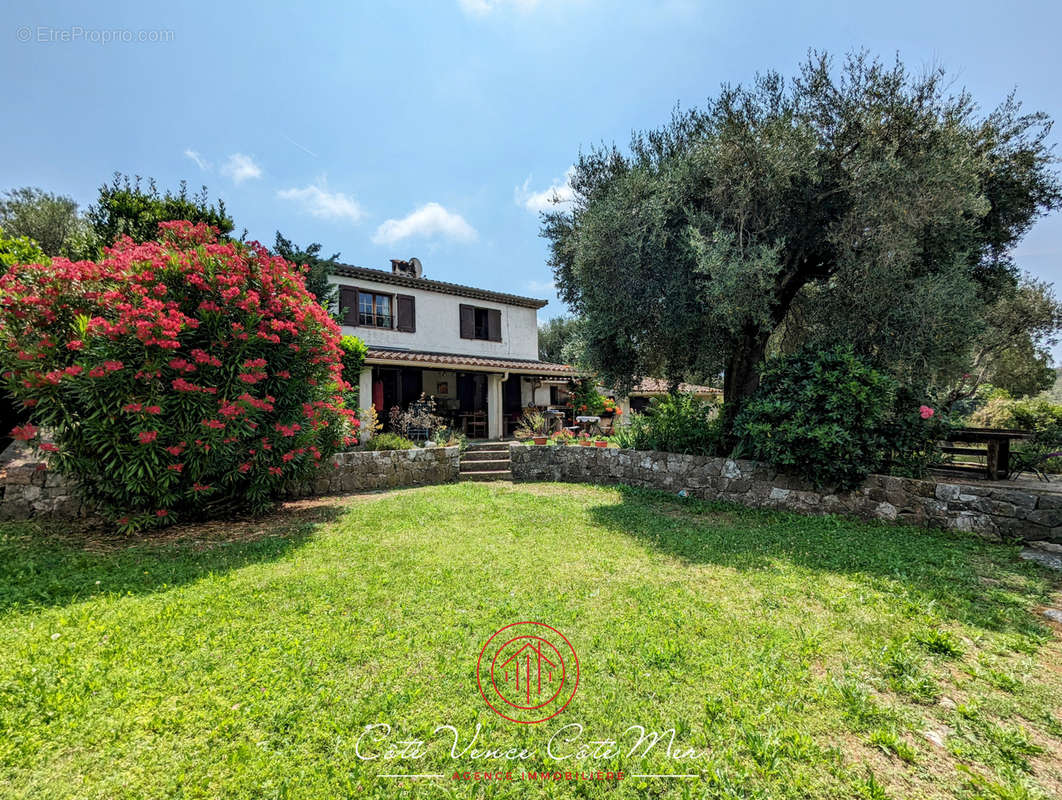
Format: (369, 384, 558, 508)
(594, 441, 608, 448)
(533, 436, 548, 445)
(580, 440, 592, 446)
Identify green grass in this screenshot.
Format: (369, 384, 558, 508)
(1, 482, 1060, 799)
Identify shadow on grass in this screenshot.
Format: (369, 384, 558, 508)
(0, 502, 349, 615)
(587, 484, 1060, 638)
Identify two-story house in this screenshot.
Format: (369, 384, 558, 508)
(329, 258, 578, 439)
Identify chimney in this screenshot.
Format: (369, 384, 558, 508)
(390, 257, 423, 278)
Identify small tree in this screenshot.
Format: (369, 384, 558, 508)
(0, 187, 96, 259)
(88, 174, 233, 249)
(272, 232, 341, 310)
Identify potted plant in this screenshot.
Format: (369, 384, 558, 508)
(578, 431, 592, 446)
(551, 429, 574, 446)
(593, 435, 609, 448)
(515, 409, 549, 444)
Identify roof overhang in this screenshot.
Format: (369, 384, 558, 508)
(364, 348, 580, 378)
(330, 264, 548, 309)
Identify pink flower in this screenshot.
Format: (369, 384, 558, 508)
(144, 405, 162, 415)
(919, 405, 935, 420)
(137, 430, 158, 444)
(11, 423, 38, 441)
(39, 442, 59, 453)
(122, 402, 143, 413)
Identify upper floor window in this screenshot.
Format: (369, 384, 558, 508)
(460, 303, 502, 342)
(359, 291, 392, 328)
(339, 286, 415, 332)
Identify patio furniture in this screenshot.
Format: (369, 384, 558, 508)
(461, 411, 487, 438)
(575, 415, 602, 435)
(544, 408, 567, 434)
(937, 427, 1033, 481)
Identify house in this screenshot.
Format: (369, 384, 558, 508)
(611, 378, 722, 416)
(329, 258, 578, 439)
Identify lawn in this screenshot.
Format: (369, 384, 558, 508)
(1, 482, 1060, 799)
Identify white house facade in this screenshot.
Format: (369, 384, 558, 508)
(329, 259, 577, 439)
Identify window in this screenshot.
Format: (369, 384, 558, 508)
(358, 291, 392, 328)
(460, 304, 502, 342)
(474, 307, 490, 339)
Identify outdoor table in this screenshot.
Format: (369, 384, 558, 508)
(575, 415, 601, 435)
(940, 427, 1032, 480)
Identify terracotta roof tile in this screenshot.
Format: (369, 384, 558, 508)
(364, 348, 578, 376)
(330, 265, 548, 309)
(629, 377, 722, 396)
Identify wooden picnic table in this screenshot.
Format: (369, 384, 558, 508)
(940, 427, 1032, 480)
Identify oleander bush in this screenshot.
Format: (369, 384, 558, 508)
(0, 221, 357, 531)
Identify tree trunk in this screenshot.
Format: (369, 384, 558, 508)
(721, 326, 771, 443)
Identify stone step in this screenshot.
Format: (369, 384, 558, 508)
(460, 458, 510, 471)
(465, 442, 512, 452)
(459, 469, 512, 481)
(462, 449, 511, 462)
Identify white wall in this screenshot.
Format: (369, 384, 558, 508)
(330, 274, 540, 360)
(519, 378, 554, 407)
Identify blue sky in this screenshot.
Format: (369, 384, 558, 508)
(5, 0, 1062, 344)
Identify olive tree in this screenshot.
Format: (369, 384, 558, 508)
(543, 52, 1061, 429)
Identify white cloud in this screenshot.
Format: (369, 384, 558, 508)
(458, 0, 544, 15)
(184, 148, 211, 171)
(526, 279, 556, 294)
(515, 167, 576, 213)
(276, 183, 365, 223)
(220, 153, 263, 184)
(372, 203, 477, 245)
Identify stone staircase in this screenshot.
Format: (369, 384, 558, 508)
(459, 441, 512, 481)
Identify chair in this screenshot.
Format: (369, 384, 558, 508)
(466, 411, 487, 439)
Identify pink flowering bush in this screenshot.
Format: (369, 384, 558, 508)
(0, 221, 357, 531)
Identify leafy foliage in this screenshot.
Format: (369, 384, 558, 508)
(735, 348, 901, 487)
(88, 174, 233, 249)
(272, 232, 341, 309)
(614, 392, 722, 455)
(571, 377, 607, 415)
(538, 316, 585, 364)
(0, 226, 47, 270)
(0, 187, 97, 260)
(0, 221, 356, 530)
(543, 51, 1061, 428)
(359, 432, 416, 451)
(338, 335, 367, 380)
(880, 385, 954, 478)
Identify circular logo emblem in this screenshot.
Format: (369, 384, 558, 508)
(477, 622, 579, 724)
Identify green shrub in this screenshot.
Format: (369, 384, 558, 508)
(361, 432, 416, 451)
(735, 347, 899, 488)
(339, 335, 367, 385)
(880, 386, 953, 478)
(338, 334, 367, 409)
(614, 392, 722, 455)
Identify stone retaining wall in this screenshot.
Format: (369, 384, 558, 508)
(0, 445, 460, 523)
(510, 444, 1062, 544)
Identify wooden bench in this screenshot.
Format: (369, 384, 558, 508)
(937, 427, 1032, 480)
